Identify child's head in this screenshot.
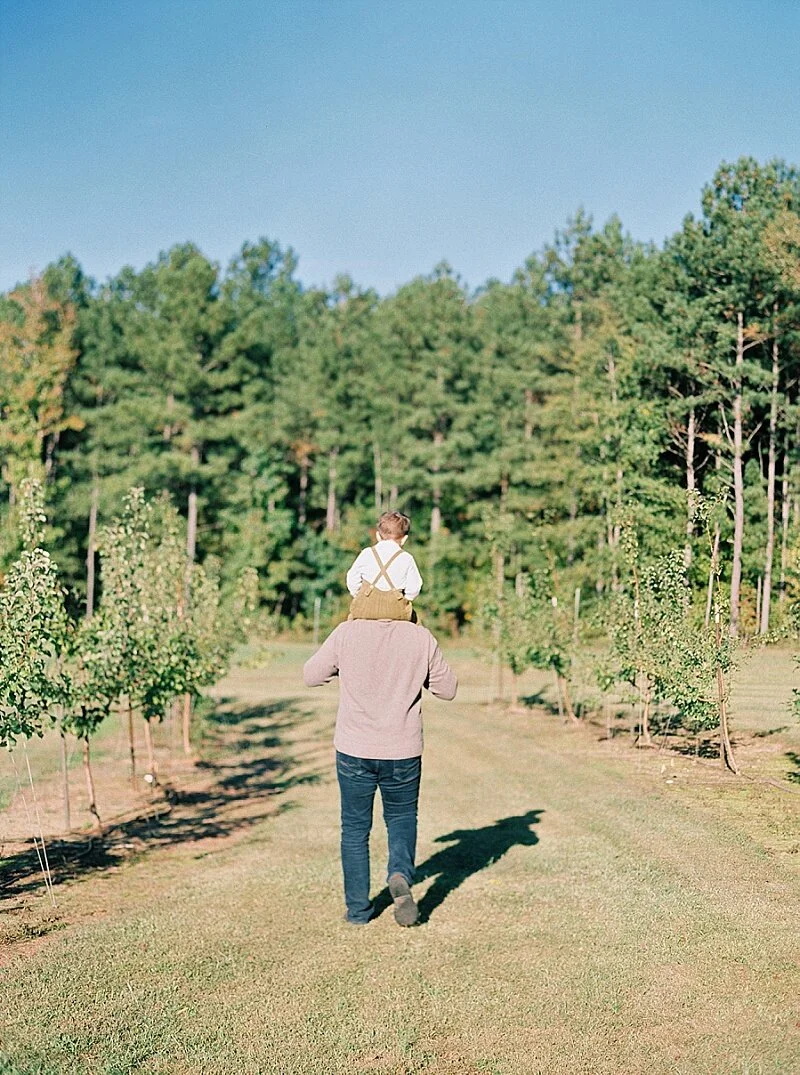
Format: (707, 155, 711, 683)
(377, 511, 411, 544)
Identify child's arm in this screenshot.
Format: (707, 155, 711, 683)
(346, 549, 369, 597)
(404, 554, 423, 601)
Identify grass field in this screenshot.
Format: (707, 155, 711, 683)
(1, 643, 799, 1074)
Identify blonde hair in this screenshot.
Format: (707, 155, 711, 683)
(377, 511, 411, 540)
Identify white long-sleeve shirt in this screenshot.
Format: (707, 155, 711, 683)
(346, 540, 423, 600)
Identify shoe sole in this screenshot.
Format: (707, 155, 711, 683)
(388, 873, 418, 926)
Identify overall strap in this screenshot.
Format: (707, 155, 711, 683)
(370, 546, 404, 588)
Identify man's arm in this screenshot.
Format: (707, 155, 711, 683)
(424, 636, 457, 700)
(303, 626, 342, 687)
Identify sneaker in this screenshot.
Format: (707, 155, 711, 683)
(343, 913, 371, 925)
(388, 873, 418, 926)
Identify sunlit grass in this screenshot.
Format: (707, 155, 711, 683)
(1, 645, 799, 1074)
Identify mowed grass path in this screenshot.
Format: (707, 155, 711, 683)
(2, 646, 800, 1074)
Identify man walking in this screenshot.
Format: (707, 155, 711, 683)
(303, 618, 457, 926)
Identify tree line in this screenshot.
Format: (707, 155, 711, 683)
(3, 156, 800, 641)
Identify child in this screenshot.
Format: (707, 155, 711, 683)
(346, 511, 423, 621)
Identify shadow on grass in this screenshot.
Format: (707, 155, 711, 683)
(520, 691, 559, 715)
(1, 697, 326, 903)
(519, 692, 592, 722)
(667, 736, 725, 760)
(786, 752, 800, 785)
(371, 809, 544, 924)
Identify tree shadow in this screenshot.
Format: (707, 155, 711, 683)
(371, 809, 544, 924)
(667, 735, 725, 760)
(520, 691, 559, 715)
(786, 751, 800, 785)
(1, 697, 326, 904)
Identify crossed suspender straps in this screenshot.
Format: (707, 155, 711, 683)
(370, 546, 404, 588)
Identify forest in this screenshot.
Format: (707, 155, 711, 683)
(3, 155, 800, 651)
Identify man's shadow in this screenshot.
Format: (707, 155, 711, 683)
(373, 809, 543, 924)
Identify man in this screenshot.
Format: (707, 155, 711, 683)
(303, 617, 457, 926)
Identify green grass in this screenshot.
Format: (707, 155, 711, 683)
(1, 646, 799, 1074)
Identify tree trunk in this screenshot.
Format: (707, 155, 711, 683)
(595, 529, 605, 595)
(60, 726, 71, 833)
(639, 677, 652, 746)
(558, 673, 578, 723)
(85, 477, 99, 619)
(492, 548, 504, 701)
(430, 430, 443, 535)
(187, 445, 200, 564)
(126, 699, 136, 790)
(372, 441, 383, 514)
(714, 606, 739, 774)
(607, 348, 623, 584)
(684, 406, 696, 569)
(82, 736, 101, 828)
(779, 445, 790, 608)
(298, 454, 309, 527)
(182, 693, 193, 756)
(325, 447, 338, 532)
(389, 454, 398, 510)
(509, 671, 520, 711)
(552, 666, 565, 720)
(729, 311, 745, 637)
(566, 494, 577, 566)
(705, 521, 720, 629)
(524, 387, 534, 441)
(143, 717, 158, 784)
(760, 331, 779, 634)
(164, 392, 175, 441)
(44, 430, 60, 478)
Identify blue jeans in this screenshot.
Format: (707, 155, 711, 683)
(336, 751, 421, 923)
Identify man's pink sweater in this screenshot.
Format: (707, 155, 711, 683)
(303, 619, 458, 759)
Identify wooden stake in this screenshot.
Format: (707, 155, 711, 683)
(21, 744, 56, 905)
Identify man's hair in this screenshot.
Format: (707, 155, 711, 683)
(377, 511, 411, 540)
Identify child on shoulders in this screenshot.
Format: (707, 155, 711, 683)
(346, 511, 422, 622)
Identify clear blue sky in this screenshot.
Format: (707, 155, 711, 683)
(2, 0, 799, 295)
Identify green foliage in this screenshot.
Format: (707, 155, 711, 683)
(89, 487, 259, 722)
(0, 481, 71, 747)
(485, 562, 576, 681)
(507, 574, 575, 679)
(599, 521, 736, 734)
